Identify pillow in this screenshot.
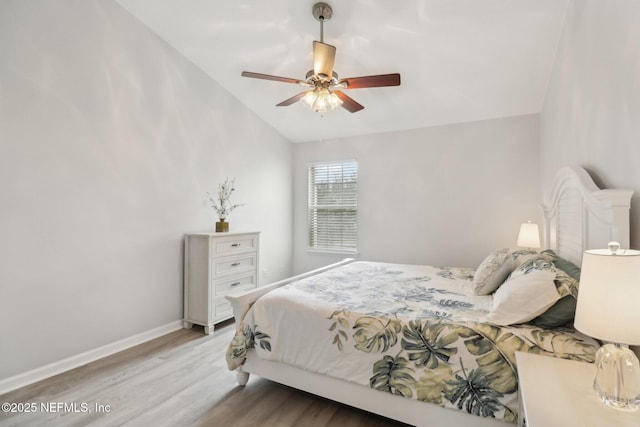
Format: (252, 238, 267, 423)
(530, 295, 576, 328)
(541, 249, 582, 281)
(472, 248, 539, 296)
(487, 257, 561, 326)
(531, 251, 582, 327)
(472, 248, 512, 295)
(510, 248, 540, 269)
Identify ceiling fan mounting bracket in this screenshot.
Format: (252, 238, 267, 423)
(312, 3, 333, 22)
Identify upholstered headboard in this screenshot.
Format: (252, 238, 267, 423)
(541, 166, 633, 266)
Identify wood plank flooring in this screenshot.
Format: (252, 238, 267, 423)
(0, 321, 411, 427)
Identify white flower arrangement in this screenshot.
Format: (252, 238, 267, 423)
(207, 178, 244, 221)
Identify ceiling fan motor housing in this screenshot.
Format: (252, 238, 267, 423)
(305, 69, 339, 85)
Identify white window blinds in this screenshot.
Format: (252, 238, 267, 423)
(308, 161, 358, 252)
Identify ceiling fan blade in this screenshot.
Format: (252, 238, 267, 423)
(334, 90, 364, 113)
(339, 73, 401, 89)
(276, 91, 309, 107)
(313, 41, 336, 78)
(241, 71, 306, 85)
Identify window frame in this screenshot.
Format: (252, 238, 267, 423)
(306, 160, 359, 255)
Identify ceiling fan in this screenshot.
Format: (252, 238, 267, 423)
(241, 2, 401, 114)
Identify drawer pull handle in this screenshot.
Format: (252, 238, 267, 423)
(230, 282, 241, 287)
(231, 262, 241, 267)
(231, 243, 241, 247)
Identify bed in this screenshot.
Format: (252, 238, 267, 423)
(225, 165, 632, 427)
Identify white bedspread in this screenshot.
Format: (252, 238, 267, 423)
(227, 261, 598, 423)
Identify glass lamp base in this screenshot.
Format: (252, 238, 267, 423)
(593, 343, 640, 411)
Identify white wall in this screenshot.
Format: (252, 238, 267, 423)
(0, 0, 292, 383)
(293, 115, 540, 273)
(540, 0, 640, 249)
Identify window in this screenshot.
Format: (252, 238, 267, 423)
(308, 161, 358, 252)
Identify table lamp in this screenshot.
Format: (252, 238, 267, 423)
(517, 221, 540, 249)
(574, 242, 640, 410)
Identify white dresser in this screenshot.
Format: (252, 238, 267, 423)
(183, 231, 260, 334)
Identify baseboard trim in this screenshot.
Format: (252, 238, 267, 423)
(0, 320, 183, 395)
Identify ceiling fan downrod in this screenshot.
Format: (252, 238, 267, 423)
(312, 2, 332, 43)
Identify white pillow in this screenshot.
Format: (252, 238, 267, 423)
(487, 258, 560, 326)
(472, 248, 512, 295)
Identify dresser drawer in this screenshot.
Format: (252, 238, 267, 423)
(212, 234, 258, 256)
(215, 273, 257, 296)
(213, 253, 257, 277)
(214, 298, 233, 319)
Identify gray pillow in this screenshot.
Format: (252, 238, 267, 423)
(554, 257, 581, 281)
(531, 295, 576, 328)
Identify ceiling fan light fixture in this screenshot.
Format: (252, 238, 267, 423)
(301, 88, 343, 113)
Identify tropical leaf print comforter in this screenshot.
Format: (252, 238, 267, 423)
(226, 261, 598, 423)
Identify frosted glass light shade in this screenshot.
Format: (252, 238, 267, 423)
(301, 88, 342, 113)
(517, 222, 540, 248)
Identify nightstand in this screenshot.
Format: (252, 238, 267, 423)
(516, 352, 640, 427)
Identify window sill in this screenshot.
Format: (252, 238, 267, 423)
(306, 248, 359, 257)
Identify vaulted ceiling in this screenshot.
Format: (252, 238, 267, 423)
(116, 0, 569, 143)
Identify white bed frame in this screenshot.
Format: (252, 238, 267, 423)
(227, 165, 632, 427)
(541, 165, 632, 266)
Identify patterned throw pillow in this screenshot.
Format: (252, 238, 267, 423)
(547, 250, 582, 280)
(510, 249, 540, 269)
(487, 256, 561, 326)
(472, 248, 539, 296)
(472, 248, 512, 295)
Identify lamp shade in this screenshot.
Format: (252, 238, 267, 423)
(517, 222, 540, 248)
(575, 247, 640, 345)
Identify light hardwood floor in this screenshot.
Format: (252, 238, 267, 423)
(0, 321, 411, 427)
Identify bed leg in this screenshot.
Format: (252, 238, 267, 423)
(236, 370, 250, 386)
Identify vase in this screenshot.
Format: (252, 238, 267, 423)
(215, 219, 229, 232)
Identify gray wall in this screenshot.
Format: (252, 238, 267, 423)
(540, 0, 640, 249)
(293, 115, 541, 273)
(0, 0, 293, 382)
